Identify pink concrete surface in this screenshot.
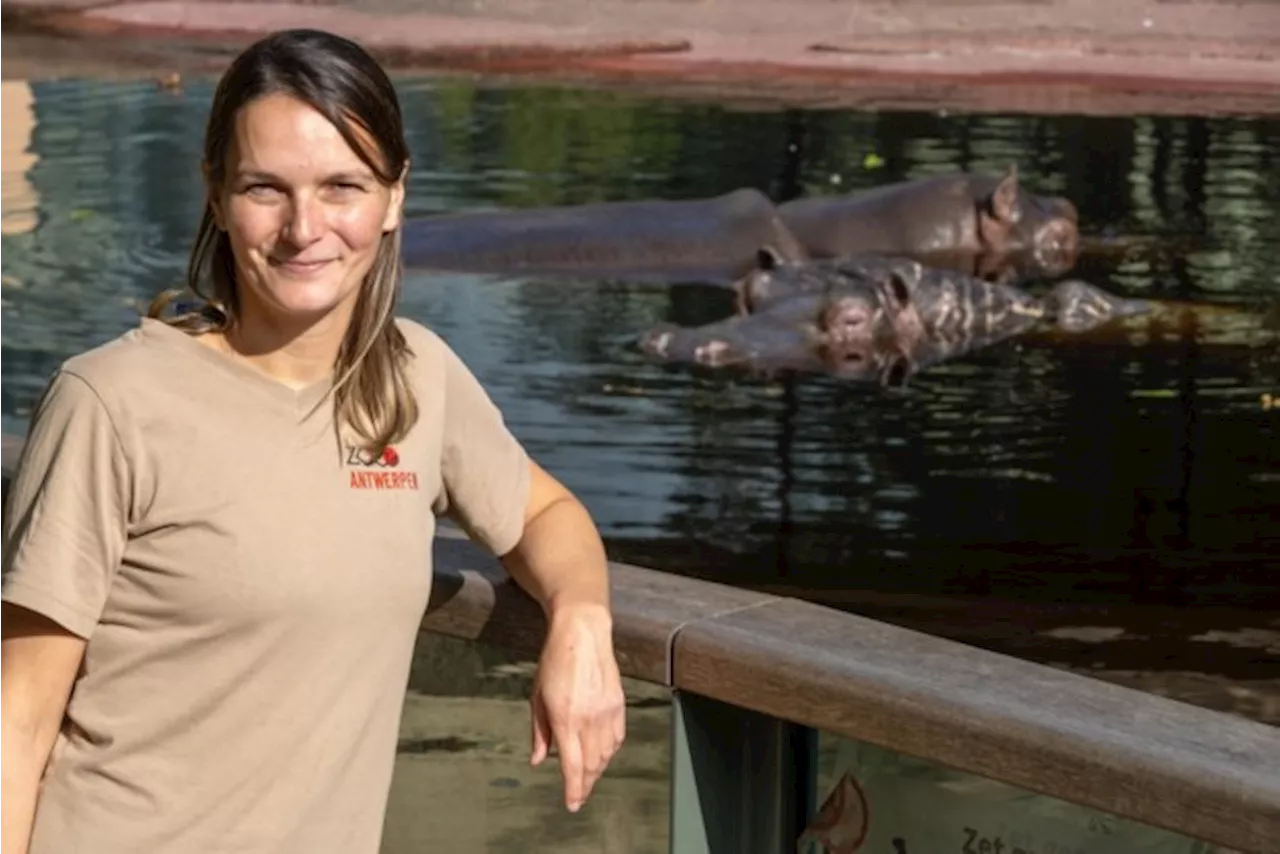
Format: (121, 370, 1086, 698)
(76, 2, 692, 57)
(4, 0, 1278, 115)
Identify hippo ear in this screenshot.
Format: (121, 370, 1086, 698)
(882, 354, 912, 389)
(990, 164, 1022, 224)
(756, 246, 783, 271)
(887, 272, 912, 311)
(876, 271, 913, 315)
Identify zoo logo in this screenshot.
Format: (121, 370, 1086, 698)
(346, 445, 402, 468)
(345, 445, 420, 491)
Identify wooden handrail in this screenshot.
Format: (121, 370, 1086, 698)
(3, 435, 1277, 852)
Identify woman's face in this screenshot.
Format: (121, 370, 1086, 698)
(211, 92, 404, 328)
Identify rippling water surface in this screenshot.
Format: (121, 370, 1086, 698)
(3, 77, 1278, 719)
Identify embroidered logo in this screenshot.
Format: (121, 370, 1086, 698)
(346, 445, 420, 491)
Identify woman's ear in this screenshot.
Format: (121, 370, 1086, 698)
(383, 160, 409, 233)
(203, 162, 226, 231)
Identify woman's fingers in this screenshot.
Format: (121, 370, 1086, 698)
(529, 608, 629, 812)
(552, 718, 588, 811)
(530, 689, 552, 767)
(533, 682, 625, 811)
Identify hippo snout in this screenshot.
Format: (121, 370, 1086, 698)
(1034, 217, 1080, 275)
(1040, 218, 1078, 251)
(638, 324, 741, 367)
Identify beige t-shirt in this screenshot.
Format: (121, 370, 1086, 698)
(2, 316, 531, 853)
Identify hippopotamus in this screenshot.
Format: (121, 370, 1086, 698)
(736, 248, 1149, 333)
(400, 188, 808, 286)
(639, 268, 921, 380)
(639, 251, 1151, 384)
(776, 165, 1080, 282)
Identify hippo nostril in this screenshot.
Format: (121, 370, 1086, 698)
(1039, 223, 1078, 257)
(694, 340, 733, 366)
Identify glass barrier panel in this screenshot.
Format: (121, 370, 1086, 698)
(384, 631, 671, 853)
(800, 730, 1222, 854)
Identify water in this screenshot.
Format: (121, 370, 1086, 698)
(3, 76, 1278, 722)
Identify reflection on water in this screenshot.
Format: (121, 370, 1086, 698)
(1, 81, 39, 237)
(2, 78, 1278, 722)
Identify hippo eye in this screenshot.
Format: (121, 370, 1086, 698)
(844, 311, 869, 330)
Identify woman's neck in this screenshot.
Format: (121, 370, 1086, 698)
(218, 306, 351, 390)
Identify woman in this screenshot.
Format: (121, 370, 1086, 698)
(1, 28, 625, 854)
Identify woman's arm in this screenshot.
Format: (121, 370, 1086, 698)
(1, 604, 87, 854)
(499, 460, 610, 618)
(425, 333, 626, 812)
(498, 460, 625, 814)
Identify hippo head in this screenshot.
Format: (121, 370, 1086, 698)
(977, 165, 1079, 276)
(737, 247, 928, 316)
(816, 266, 926, 350)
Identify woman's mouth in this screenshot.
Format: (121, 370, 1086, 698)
(271, 258, 333, 276)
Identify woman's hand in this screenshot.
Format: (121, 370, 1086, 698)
(495, 459, 625, 811)
(529, 602, 626, 812)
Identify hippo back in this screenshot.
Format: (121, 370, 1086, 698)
(401, 188, 806, 286)
(777, 174, 987, 259)
(778, 168, 1080, 281)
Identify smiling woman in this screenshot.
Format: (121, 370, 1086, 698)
(1, 29, 625, 854)
(157, 31, 414, 449)
(216, 94, 402, 321)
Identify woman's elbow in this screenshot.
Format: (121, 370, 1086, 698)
(1, 604, 86, 752)
(520, 459, 581, 529)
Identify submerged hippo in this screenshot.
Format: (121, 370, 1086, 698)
(639, 268, 920, 380)
(736, 248, 1149, 333)
(400, 188, 807, 286)
(639, 251, 1151, 384)
(777, 165, 1080, 281)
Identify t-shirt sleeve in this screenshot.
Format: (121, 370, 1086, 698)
(2, 370, 131, 639)
(432, 343, 531, 557)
